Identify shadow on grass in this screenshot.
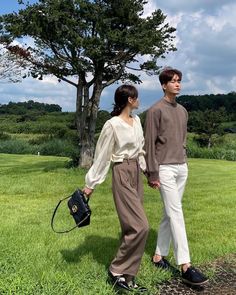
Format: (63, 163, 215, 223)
(61, 235, 118, 267)
(60, 229, 165, 269)
(60, 229, 179, 273)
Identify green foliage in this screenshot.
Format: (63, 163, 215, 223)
(0, 131, 11, 140)
(0, 109, 109, 162)
(28, 134, 53, 145)
(95, 110, 111, 133)
(39, 138, 79, 157)
(0, 109, 79, 158)
(0, 0, 177, 166)
(0, 0, 176, 90)
(188, 108, 227, 148)
(0, 139, 39, 154)
(177, 92, 236, 114)
(0, 100, 61, 114)
(187, 133, 236, 160)
(139, 110, 147, 127)
(188, 108, 227, 134)
(174, 93, 236, 149)
(0, 154, 235, 294)
(0, 137, 80, 158)
(187, 145, 236, 161)
(0, 47, 25, 83)
(0, 109, 105, 136)
(0, 112, 74, 134)
(0, 97, 235, 163)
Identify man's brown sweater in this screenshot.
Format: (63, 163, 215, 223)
(144, 98, 188, 182)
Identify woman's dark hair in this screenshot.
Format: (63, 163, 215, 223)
(159, 67, 182, 85)
(110, 84, 138, 117)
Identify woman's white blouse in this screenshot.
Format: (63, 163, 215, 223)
(85, 115, 146, 189)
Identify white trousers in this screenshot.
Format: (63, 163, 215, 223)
(155, 163, 190, 265)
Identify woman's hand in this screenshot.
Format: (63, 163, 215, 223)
(148, 180, 161, 189)
(82, 187, 93, 197)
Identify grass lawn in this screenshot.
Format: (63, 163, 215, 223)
(0, 154, 235, 294)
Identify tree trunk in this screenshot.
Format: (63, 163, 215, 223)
(207, 136, 212, 149)
(76, 76, 103, 168)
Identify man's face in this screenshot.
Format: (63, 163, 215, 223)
(163, 74, 181, 95)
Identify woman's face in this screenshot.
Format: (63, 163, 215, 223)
(129, 97, 139, 109)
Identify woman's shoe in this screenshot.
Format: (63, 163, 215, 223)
(128, 279, 148, 293)
(107, 270, 130, 291)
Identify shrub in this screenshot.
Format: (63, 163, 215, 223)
(38, 139, 79, 157)
(0, 132, 11, 140)
(0, 139, 39, 154)
(0, 138, 79, 159)
(187, 146, 236, 161)
(28, 135, 53, 145)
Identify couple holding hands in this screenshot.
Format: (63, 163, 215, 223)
(83, 68, 208, 293)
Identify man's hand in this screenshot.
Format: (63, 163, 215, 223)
(148, 180, 161, 189)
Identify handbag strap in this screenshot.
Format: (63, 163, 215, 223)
(51, 194, 90, 234)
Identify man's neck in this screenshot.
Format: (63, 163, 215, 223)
(164, 94, 176, 104)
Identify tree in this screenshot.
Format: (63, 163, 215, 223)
(0, 100, 61, 115)
(188, 108, 227, 148)
(0, 47, 28, 83)
(95, 110, 111, 134)
(0, 0, 176, 167)
(177, 93, 236, 114)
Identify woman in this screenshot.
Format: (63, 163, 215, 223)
(83, 85, 149, 293)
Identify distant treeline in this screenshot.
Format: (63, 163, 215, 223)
(177, 92, 236, 114)
(0, 100, 62, 115)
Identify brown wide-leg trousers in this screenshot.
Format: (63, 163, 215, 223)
(109, 159, 149, 277)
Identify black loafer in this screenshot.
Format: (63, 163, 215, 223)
(152, 257, 171, 269)
(107, 270, 130, 291)
(128, 279, 148, 293)
(182, 266, 209, 286)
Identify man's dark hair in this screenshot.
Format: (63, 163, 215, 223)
(159, 67, 182, 85)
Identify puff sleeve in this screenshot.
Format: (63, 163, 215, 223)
(85, 121, 115, 189)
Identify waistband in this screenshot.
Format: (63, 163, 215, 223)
(113, 158, 138, 166)
(123, 158, 138, 162)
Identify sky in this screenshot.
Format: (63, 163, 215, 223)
(0, 0, 236, 112)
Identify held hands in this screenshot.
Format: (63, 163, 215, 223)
(143, 170, 160, 189)
(82, 187, 93, 197)
(148, 180, 161, 189)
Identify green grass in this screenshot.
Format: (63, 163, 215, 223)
(0, 154, 235, 294)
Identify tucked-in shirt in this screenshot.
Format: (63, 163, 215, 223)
(85, 115, 146, 189)
(144, 98, 188, 182)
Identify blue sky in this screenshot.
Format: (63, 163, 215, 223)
(0, 0, 236, 112)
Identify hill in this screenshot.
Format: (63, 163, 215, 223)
(0, 97, 235, 162)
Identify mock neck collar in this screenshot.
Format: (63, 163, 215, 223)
(162, 97, 177, 107)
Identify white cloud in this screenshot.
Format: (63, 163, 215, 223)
(143, 0, 156, 17)
(153, 0, 235, 14)
(0, 77, 77, 111)
(152, 1, 236, 99)
(206, 80, 225, 94)
(1, 0, 236, 111)
(40, 76, 58, 85)
(138, 77, 159, 91)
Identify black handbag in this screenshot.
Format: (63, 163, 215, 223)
(51, 189, 91, 233)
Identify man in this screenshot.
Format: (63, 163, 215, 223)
(144, 67, 208, 286)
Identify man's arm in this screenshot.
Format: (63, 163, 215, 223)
(144, 107, 161, 187)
